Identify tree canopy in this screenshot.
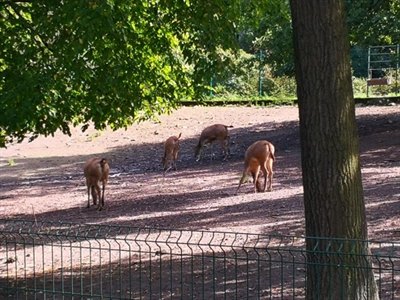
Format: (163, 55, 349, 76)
(238, 0, 400, 76)
(1, 0, 399, 147)
(347, 0, 400, 46)
(0, 0, 240, 146)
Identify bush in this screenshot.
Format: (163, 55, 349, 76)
(353, 71, 400, 97)
(262, 74, 297, 97)
(352, 77, 368, 97)
(207, 50, 297, 99)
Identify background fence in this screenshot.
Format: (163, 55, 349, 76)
(0, 219, 399, 299)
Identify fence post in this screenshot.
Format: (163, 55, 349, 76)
(258, 50, 265, 96)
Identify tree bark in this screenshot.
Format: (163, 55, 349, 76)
(289, 1, 379, 299)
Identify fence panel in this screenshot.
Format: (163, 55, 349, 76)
(0, 219, 399, 299)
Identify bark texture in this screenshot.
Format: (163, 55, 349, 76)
(289, 1, 379, 299)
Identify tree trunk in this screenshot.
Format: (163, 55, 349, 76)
(289, 1, 379, 299)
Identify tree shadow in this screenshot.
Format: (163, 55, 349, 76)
(6, 186, 304, 236)
(1, 106, 399, 298)
(0, 108, 398, 240)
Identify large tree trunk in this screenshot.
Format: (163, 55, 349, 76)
(289, 1, 379, 299)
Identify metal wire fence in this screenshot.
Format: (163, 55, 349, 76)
(0, 219, 399, 299)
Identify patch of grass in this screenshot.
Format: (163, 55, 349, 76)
(86, 131, 102, 142)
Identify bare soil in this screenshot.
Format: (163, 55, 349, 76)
(0, 104, 399, 240)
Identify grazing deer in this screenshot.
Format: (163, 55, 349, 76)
(237, 140, 275, 193)
(83, 158, 110, 210)
(162, 133, 182, 174)
(195, 124, 232, 161)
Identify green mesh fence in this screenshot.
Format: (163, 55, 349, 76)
(0, 219, 398, 299)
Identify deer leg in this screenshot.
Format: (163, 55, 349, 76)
(260, 165, 268, 192)
(86, 186, 91, 208)
(266, 158, 274, 192)
(253, 166, 261, 193)
(91, 186, 98, 206)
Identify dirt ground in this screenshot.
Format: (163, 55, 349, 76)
(0, 104, 399, 240)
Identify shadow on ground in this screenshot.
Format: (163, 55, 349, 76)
(0, 108, 399, 240)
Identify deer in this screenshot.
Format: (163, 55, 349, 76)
(162, 133, 182, 174)
(195, 124, 232, 161)
(236, 140, 275, 193)
(83, 157, 110, 211)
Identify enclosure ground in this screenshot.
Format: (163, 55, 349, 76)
(0, 105, 399, 240)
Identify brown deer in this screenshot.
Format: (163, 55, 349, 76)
(237, 140, 275, 193)
(195, 124, 232, 161)
(83, 158, 110, 210)
(162, 133, 182, 174)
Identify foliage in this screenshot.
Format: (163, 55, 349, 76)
(254, 1, 293, 76)
(350, 46, 368, 77)
(238, 0, 400, 77)
(209, 49, 259, 97)
(0, 0, 239, 147)
(1, 0, 400, 147)
(261, 73, 296, 97)
(352, 77, 368, 97)
(205, 48, 296, 98)
(241, 0, 294, 76)
(346, 0, 400, 46)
